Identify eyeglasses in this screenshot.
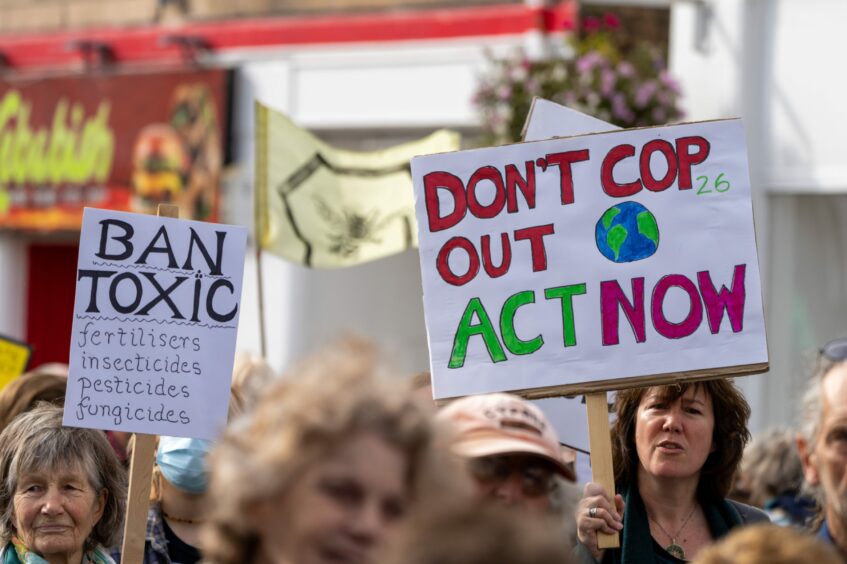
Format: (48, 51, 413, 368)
(468, 456, 557, 497)
(821, 338, 847, 362)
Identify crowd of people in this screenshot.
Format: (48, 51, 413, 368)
(0, 337, 846, 563)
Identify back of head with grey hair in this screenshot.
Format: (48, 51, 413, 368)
(0, 404, 127, 547)
(740, 428, 805, 507)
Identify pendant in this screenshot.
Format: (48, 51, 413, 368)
(666, 543, 685, 559)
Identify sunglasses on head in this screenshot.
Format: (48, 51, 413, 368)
(468, 455, 557, 498)
(820, 338, 847, 362)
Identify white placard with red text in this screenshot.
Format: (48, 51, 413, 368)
(412, 119, 767, 400)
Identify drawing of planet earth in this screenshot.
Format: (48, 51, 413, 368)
(595, 201, 660, 263)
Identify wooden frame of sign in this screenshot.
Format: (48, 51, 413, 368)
(503, 362, 768, 400)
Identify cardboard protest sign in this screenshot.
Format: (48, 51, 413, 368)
(0, 334, 32, 390)
(64, 208, 247, 439)
(522, 97, 620, 141)
(413, 119, 768, 400)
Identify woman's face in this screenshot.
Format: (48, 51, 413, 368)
(13, 465, 106, 561)
(634, 386, 715, 482)
(254, 432, 410, 564)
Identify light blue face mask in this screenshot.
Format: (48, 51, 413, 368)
(156, 436, 212, 494)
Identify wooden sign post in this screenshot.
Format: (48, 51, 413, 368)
(586, 392, 619, 548)
(119, 204, 178, 564)
(120, 433, 157, 563)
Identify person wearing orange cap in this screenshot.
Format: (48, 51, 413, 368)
(437, 393, 577, 515)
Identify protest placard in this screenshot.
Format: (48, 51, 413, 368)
(413, 119, 768, 401)
(0, 334, 32, 390)
(63, 207, 247, 440)
(522, 97, 620, 141)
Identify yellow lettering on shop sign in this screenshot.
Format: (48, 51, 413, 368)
(0, 90, 115, 186)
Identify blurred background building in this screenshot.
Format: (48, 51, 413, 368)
(0, 0, 843, 434)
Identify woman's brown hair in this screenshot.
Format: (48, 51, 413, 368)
(0, 372, 66, 434)
(611, 379, 751, 501)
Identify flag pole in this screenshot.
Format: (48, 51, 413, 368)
(256, 245, 267, 358)
(254, 100, 268, 359)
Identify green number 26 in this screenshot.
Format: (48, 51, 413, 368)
(696, 173, 730, 195)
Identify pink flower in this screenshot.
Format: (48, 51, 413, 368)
(576, 51, 603, 73)
(634, 80, 658, 108)
(583, 16, 601, 33)
(611, 93, 633, 122)
(600, 69, 616, 96)
(659, 69, 682, 95)
(616, 61, 635, 78)
(603, 13, 621, 30)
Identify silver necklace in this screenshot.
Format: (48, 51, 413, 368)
(647, 505, 698, 560)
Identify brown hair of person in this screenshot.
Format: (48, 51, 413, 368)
(611, 379, 751, 501)
(0, 372, 66, 434)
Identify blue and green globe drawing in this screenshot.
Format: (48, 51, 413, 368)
(595, 201, 660, 263)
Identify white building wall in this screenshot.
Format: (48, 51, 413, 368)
(670, 0, 847, 432)
(0, 236, 27, 341)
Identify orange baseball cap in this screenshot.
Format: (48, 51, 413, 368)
(438, 393, 576, 482)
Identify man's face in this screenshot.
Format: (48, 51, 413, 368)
(800, 364, 847, 527)
(467, 454, 557, 514)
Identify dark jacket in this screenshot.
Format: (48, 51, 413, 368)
(574, 485, 769, 564)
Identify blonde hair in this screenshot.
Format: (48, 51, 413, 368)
(693, 524, 841, 564)
(202, 338, 461, 564)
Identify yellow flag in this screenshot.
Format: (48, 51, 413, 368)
(255, 102, 460, 268)
(0, 335, 31, 391)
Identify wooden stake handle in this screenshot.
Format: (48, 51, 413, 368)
(157, 204, 179, 219)
(586, 392, 620, 549)
(120, 433, 156, 564)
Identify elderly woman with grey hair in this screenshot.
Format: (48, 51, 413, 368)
(734, 428, 815, 526)
(0, 404, 127, 564)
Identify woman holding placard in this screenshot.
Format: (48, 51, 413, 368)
(574, 380, 768, 563)
(202, 339, 463, 564)
(0, 404, 126, 564)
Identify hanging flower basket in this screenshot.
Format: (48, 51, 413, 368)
(474, 12, 685, 146)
